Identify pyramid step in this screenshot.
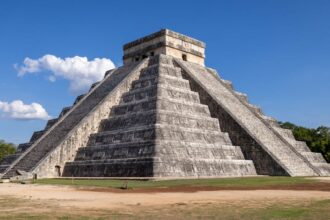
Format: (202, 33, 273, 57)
(101, 109, 219, 132)
(156, 144, 245, 160)
(121, 86, 157, 103)
(154, 158, 257, 177)
(311, 163, 330, 176)
(87, 125, 156, 146)
(74, 143, 245, 163)
(132, 74, 190, 90)
(101, 110, 157, 131)
(260, 115, 279, 127)
(74, 141, 155, 161)
(234, 91, 248, 102)
(131, 75, 158, 90)
(88, 124, 231, 146)
(59, 106, 72, 117)
(63, 157, 155, 177)
(158, 85, 200, 102)
(29, 130, 45, 142)
(0, 165, 10, 174)
(111, 97, 210, 117)
(301, 152, 327, 163)
(16, 142, 33, 153)
(157, 99, 211, 116)
(233, 92, 283, 128)
(63, 157, 256, 177)
(149, 54, 174, 67)
(149, 54, 175, 66)
(294, 141, 311, 152)
(111, 98, 157, 115)
(272, 127, 296, 144)
(0, 153, 21, 166)
(140, 64, 182, 79)
(81, 140, 243, 157)
(89, 81, 100, 91)
(73, 94, 86, 105)
(156, 124, 231, 144)
(246, 103, 263, 115)
(121, 85, 200, 104)
(220, 79, 233, 90)
(45, 118, 58, 130)
(156, 110, 219, 130)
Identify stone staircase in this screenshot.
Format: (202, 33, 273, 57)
(1, 64, 138, 179)
(216, 72, 330, 176)
(63, 55, 257, 177)
(176, 59, 329, 176)
(0, 118, 59, 176)
(0, 92, 91, 177)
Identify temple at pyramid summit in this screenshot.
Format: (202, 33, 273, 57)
(1, 29, 330, 179)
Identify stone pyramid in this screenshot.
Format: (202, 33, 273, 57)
(63, 55, 256, 177)
(1, 29, 329, 179)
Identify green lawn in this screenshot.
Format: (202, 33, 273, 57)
(33, 176, 317, 190)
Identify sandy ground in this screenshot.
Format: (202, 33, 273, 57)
(0, 183, 330, 210)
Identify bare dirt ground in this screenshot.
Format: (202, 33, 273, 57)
(0, 182, 330, 210)
(1, 178, 330, 219)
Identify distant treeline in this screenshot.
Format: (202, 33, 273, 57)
(0, 140, 16, 161)
(279, 122, 330, 162)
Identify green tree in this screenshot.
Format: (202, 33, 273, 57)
(279, 122, 330, 162)
(0, 139, 16, 161)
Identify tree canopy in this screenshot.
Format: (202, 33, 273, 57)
(0, 139, 16, 161)
(279, 122, 330, 162)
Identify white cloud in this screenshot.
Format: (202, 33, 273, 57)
(0, 100, 51, 120)
(16, 54, 115, 94)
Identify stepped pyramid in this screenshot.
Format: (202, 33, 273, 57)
(1, 29, 329, 179)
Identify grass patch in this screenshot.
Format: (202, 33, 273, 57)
(33, 176, 317, 190)
(1, 196, 329, 220)
(245, 199, 330, 220)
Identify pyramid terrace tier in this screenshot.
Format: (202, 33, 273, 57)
(139, 64, 183, 79)
(312, 163, 330, 176)
(131, 73, 191, 91)
(121, 84, 201, 104)
(72, 141, 246, 162)
(63, 157, 256, 178)
(100, 110, 220, 132)
(110, 98, 211, 117)
(87, 124, 232, 147)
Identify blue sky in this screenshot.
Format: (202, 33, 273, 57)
(0, 0, 329, 144)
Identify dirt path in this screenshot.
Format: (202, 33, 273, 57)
(0, 183, 330, 210)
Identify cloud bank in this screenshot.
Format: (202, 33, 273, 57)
(16, 55, 115, 94)
(0, 100, 51, 120)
